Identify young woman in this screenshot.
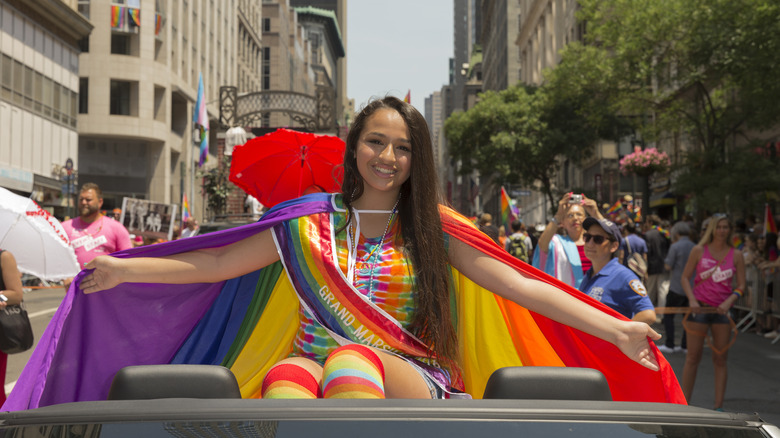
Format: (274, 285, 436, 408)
(680, 215, 746, 410)
(6, 98, 680, 409)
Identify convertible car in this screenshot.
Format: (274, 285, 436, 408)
(1, 365, 777, 438)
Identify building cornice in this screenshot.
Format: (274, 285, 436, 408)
(293, 6, 345, 58)
(9, 0, 93, 43)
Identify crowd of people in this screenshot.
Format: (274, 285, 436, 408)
(477, 194, 779, 411)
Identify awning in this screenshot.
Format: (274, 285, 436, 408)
(650, 191, 676, 208)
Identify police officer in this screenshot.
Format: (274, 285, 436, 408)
(578, 217, 656, 325)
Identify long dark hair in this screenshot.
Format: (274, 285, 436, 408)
(342, 96, 457, 365)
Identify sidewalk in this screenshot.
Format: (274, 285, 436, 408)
(650, 316, 780, 425)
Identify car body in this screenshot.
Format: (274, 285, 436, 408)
(1, 365, 778, 438)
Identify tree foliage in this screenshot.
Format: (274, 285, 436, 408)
(198, 157, 231, 218)
(445, 85, 610, 208)
(549, 0, 780, 214)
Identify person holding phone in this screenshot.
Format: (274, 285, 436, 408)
(532, 193, 605, 288)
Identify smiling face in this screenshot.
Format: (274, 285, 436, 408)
(78, 189, 103, 221)
(355, 108, 412, 204)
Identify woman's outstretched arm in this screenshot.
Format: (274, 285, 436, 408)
(448, 238, 661, 371)
(80, 228, 280, 293)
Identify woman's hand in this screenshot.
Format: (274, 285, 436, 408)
(581, 195, 604, 220)
(614, 320, 661, 371)
(81, 256, 124, 294)
(689, 298, 702, 315)
(555, 193, 574, 222)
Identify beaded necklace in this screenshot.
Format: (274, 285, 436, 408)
(346, 197, 400, 301)
(74, 216, 104, 237)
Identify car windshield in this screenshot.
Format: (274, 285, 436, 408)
(3, 420, 767, 438)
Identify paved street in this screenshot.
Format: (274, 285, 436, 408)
(6, 287, 780, 425)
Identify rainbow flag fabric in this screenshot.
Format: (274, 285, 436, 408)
(403, 90, 411, 103)
(181, 193, 191, 226)
(127, 8, 141, 27)
(500, 187, 519, 230)
(765, 204, 778, 235)
(3, 194, 685, 410)
(110, 6, 124, 28)
(606, 200, 622, 216)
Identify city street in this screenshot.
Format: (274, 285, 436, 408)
(5, 287, 780, 425)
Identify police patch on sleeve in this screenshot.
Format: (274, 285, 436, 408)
(629, 279, 648, 296)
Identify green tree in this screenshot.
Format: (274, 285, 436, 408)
(444, 85, 610, 210)
(549, 0, 780, 214)
(198, 156, 231, 219)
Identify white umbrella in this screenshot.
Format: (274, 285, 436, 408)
(0, 187, 79, 280)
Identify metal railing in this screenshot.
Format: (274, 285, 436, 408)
(733, 264, 780, 344)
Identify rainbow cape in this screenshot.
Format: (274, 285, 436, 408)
(3, 194, 684, 411)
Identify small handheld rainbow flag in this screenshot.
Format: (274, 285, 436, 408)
(605, 200, 622, 216)
(403, 90, 411, 104)
(765, 203, 778, 235)
(181, 193, 191, 226)
(500, 187, 519, 230)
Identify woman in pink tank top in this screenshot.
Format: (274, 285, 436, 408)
(680, 215, 746, 411)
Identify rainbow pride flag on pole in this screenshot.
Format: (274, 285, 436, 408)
(403, 90, 411, 103)
(765, 203, 778, 236)
(194, 73, 209, 167)
(181, 193, 191, 226)
(500, 187, 519, 230)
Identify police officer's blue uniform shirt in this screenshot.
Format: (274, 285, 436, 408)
(578, 258, 654, 319)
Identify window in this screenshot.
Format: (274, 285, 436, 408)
(111, 34, 131, 55)
(79, 78, 88, 114)
(1, 54, 12, 101)
(262, 47, 270, 90)
(79, 36, 89, 53)
(263, 18, 270, 32)
(110, 80, 131, 115)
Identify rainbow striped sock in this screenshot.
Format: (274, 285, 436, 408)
(261, 363, 320, 399)
(322, 344, 385, 399)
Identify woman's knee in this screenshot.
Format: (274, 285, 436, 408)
(261, 357, 323, 399)
(322, 344, 386, 399)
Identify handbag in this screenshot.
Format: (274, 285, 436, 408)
(626, 238, 648, 280)
(0, 301, 34, 354)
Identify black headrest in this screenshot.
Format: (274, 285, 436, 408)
(108, 365, 242, 400)
(483, 366, 612, 401)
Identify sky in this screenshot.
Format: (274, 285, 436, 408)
(346, 1, 454, 112)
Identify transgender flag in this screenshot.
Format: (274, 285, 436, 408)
(194, 73, 209, 167)
(500, 186, 519, 230)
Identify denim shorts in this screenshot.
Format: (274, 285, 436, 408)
(687, 308, 730, 324)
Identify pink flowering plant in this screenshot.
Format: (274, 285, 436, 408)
(619, 146, 671, 176)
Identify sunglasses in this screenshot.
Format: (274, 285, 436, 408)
(583, 233, 612, 244)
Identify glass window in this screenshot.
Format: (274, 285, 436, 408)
(52, 82, 61, 120)
(42, 76, 52, 116)
(110, 80, 131, 115)
(12, 60, 23, 104)
(111, 34, 131, 55)
(33, 71, 43, 111)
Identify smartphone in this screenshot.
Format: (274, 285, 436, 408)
(569, 194, 583, 204)
(0, 294, 7, 302)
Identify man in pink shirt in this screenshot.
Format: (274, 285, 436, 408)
(62, 183, 132, 285)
